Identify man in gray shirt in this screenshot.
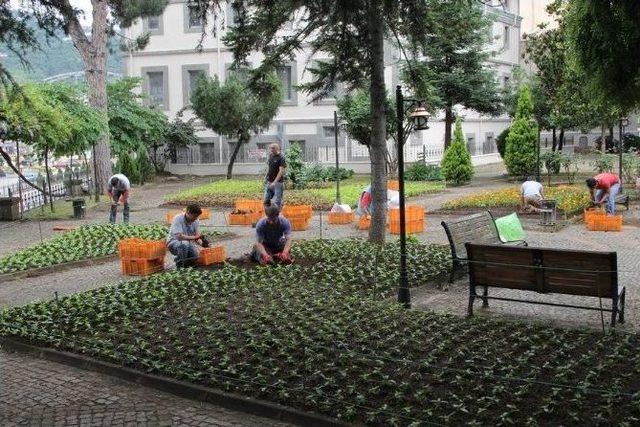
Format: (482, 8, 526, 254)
(167, 204, 204, 268)
(107, 173, 131, 224)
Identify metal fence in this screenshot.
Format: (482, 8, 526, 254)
(0, 175, 93, 213)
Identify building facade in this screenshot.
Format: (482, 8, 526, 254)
(124, 0, 521, 175)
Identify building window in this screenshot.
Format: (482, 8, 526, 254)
(466, 134, 476, 156)
(200, 143, 216, 164)
(225, 63, 252, 81)
(226, 2, 242, 27)
(278, 66, 293, 102)
(184, 3, 203, 33)
(503, 25, 510, 48)
(142, 66, 169, 110)
(502, 0, 510, 12)
(182, 65, 209, 106)
(322, 126, 336, 138)
(143, 15, 163, 35)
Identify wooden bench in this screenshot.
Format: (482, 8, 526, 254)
(615, 193, 630, 210)
(441, 211, 527, 284)
(465, 243, 626, 327)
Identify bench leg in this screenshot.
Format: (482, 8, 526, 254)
(619, 287, 626, 324)
(449, 262, 456, 284)
(482, 286, 489, 308)
(467, 285, 476, 317)
(611, 295, 618, 328)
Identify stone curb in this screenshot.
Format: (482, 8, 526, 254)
(0, 337, 350, 427)
(0, 254, 118, 284)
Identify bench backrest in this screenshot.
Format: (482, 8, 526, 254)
(441, 212, 501, 260)
(465, 243, 618, 298)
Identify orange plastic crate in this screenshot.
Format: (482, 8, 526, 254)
(235, 199, 264, 214)
(282, 204, 312, 219)
(328, 211, 354, 224)
(586, 214, 622, 231)
(198, 208, 211, 220)
(118, 239, 166, 260)
(358, 215, 371, 230)
(121, 257, 164, 276)
(289, 217, 310, 231)
(196, 246, 226, 265)
(389, 219, 424, 234)
(388, 205, 425, 222)
(388, 180, 399, 191)
(584, 207, 605, 226)
(228, 212, 254, 225)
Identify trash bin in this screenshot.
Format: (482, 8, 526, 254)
(0, 197, 20, 221)
(539, 199, 557, 226)
(72, 198, 86, 219)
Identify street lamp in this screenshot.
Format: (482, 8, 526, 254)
(396, 85, 430, 308)
(619, 117, 629, 185)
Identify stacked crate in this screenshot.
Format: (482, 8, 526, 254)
(388, 205, 425, 234)
(229, 199, 263, 225)
(585, 208, 622, 231)
(282, 204, 313, 230)
(328, 211, 354, 224)
(118, 238, 166, 276)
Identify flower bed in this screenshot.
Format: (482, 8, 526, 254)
(1, 240, 639, 425)
(0, 224, 224, 275)
(441, 185, 591, 216)
(166, 178, 444, 210)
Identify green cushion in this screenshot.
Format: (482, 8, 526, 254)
(494, 212, 526, 242)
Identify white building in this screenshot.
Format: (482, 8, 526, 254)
(124, 1, 521, 175)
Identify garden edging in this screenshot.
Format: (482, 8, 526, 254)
(0, 337, 349, 427)
(0, 254, 118, 284)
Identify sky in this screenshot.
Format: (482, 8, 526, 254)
(11, 0, 93, 25)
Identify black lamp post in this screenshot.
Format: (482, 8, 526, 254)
(396, 85, 429, 308)
(619, 117, 629, 186)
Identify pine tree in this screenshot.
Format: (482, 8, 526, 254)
(116, 154, 140, 186)
(136, 146, 155, 185)
(504, 86, 539, 177)
(441, 118, 474, 185)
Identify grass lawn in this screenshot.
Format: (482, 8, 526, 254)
(1, 240, 638, 425)
(441, 185, 592, 216)
(166, 178, 444, 210)
(23, 195, 111, 221)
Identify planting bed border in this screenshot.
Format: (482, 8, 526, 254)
(0, 336, 347, 427)
(0, 254, 118, 284)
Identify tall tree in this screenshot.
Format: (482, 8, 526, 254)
(504, 85, 538, 178)
(23, 0, 170, 196)
(193, 0, 435, 242)
(191, 72, 282, 179)
(403, 0, 502, 148)
(567, 0, 640, 112)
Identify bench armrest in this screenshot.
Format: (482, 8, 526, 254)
(502, 239, 528, 246)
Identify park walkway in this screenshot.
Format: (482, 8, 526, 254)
(2, 164, 639, 425)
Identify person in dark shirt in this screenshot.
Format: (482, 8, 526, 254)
(264, 143, 286, 209)
(252, 206, 292, 264)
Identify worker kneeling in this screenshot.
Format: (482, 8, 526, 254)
(252, 206, 293, 265)
(167, 204, 206, 268)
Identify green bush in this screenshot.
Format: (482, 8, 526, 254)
(302, 164, 355, 182)
(116, 154, 140, 185)
(441, 118, 474, 185)
(505, 86, 538, 178)
(497, 127, 510, 159)
(285, 142, 306, 189)
(405, 163, 442, 181)
(136, 146, 155, 185)
(541, 151, 562, 175)
(592, 153, 615, 173)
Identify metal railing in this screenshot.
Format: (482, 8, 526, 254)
(0, 175, 93, 213)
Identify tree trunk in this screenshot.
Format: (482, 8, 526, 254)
(227, 134, 245, 179)
(558, 128, 564, 151)
(444, 105, 454, 149)
(609, 125, 614, 152)
(67, 0, 112, 200)
(367, 0, 387, 243)
(44, 147, 54, 213)
(552, 127, 557, 151)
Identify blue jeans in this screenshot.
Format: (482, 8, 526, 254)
(596, 183, 620, 214)
(168, 241, 198, 268)
(263, 182, 284, 210)
(109, 190, 130, 224)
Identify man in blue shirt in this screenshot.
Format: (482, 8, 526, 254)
(167, 204, 204, 268)
(252, 206, 293, 264)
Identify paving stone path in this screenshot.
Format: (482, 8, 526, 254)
(2, 166, 639, 425)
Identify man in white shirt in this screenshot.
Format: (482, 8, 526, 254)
(520, 176, 544, 213)
(107, 173, 131, 223)
(167, 204, 204, 268)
